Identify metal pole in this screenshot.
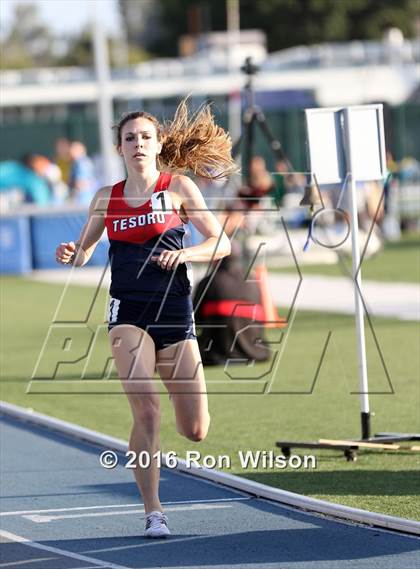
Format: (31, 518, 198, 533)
(226, 0, 241, 142)
(343, 108, 371, 440)
(92, 1, 115, 185)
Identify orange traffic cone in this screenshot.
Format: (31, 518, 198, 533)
(255, 265, 287, 329)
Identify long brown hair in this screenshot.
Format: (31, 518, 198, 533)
(114, 99, 238, 180)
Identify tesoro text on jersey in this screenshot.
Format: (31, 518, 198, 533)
(112, 212, 166, 232)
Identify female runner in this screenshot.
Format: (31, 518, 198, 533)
(55, 100, 236, 538)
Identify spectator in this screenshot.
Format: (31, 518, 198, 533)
(217, 156, 274, 239)
(272, 159, 305, 207)
(31, 153, 68, 204)
(0, 155, 51, 207)
(54, 137, 72, 187)
(68, 141, 97, 205)
(237, 155, 275, 210)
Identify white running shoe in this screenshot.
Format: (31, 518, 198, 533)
(144, 510, 170, 538)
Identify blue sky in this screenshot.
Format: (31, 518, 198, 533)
(1, 0, 121, 38)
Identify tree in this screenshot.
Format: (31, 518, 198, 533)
(118, 0, 164, 54)
(238, 0, 419, 51)
(147, 0, 419, 57)
(0, 3, 55, 69)
(55, 28, 94, 67)
(0, 2, 151, 70)
(55, 27, 151, 68)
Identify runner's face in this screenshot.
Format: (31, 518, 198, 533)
(119, 118, 162, 170)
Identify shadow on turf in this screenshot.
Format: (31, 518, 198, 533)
(241, 469, 420, 496)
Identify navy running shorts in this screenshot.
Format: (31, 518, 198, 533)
(107, 294, 197, 351)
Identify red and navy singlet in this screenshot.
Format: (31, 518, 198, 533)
(105, 172, 193, 302)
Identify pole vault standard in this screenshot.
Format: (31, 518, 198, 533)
(306, 104, 386, 441)
(342, 106, 380, 440)
(276, 104, 420, 461)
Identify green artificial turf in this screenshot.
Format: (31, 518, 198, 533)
(274, 233, 420, 283)
(1, 275, 419, 520)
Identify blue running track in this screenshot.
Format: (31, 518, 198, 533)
(0, 414, 419, 569)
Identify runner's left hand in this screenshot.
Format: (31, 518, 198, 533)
(151, 249, 188, 271)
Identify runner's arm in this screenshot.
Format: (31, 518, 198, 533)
(176, 175, 231, 262)
(55, 186, 110, 267)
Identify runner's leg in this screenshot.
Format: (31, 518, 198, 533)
(156, 339, 210, 442)
(109, 324, 163, 514)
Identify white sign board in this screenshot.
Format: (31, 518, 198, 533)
(305, 104, 387, 184)
(305, 107, 345, 184)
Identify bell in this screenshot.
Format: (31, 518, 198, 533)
(299, 183, 322, 210)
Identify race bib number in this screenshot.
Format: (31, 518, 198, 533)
(151, 191, 172, 213)
(108, 298, 121, 324)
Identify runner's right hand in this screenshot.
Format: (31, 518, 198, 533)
(56, 241, 76, 265)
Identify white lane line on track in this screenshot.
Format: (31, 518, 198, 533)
(0, 530, 129, 569)
(0, 497, 251, 517)
(23, 503, 232, 523)
(0, 556, 57, 567)
(85, 533, 222, 555)
(0, 563, 102, 569)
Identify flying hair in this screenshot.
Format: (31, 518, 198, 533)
(114, 98, 238, 180)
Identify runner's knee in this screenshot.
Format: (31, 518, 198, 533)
(179, 415, 210, 442)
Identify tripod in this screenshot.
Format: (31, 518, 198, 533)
(231, 57, 291, 183)
(226, 57, 293, 265)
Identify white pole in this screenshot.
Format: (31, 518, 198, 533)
(92, 2, 115, 185)
(226, 0, 241, 142)
(343, 108, 370, 439)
